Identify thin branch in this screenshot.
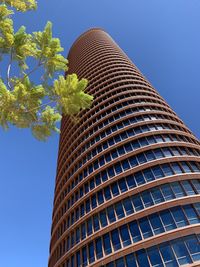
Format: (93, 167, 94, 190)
(24, 99, 57, 114)
(7, 48, 13, 90)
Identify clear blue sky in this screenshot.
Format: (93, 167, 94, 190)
(1, 1, 200, 267)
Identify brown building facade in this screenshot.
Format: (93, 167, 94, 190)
(48, 29, 200, 267)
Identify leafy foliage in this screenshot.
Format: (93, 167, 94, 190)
(0, 0, 93, 140)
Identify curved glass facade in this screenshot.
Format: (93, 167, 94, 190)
(48, 29, 200, 267)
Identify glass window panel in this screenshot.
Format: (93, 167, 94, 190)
(151, 187, 164, 204)
(120, 224, 131, 247)
(125, 254, 137, 267)
(129, 221, 142, 243)
(171, 162, 183, 174)
(147, 136, 156, 144)
(171, 147, 180, 156)
(81, 223, 86, 240)
(139, 217, 153, 239)
(136, 249, 150, 267)
(171, 207, 188, 227)
(181, 162, 192, 173)
(191, 180, 200, 193)
(108, 166, 115, 178)
(161, 184, 175, 201)
(183, 204, 200, 224)
(137, 153, 147, 164)
(112, 149, 118, 159)
(194, 203, 200, 216)
(115, 202, 125, 219)
(160, 242, 178, 267)
(161, 163, 174, 176)
(189, 162, 200, 172)
(111, 229, 121, 251)
(185, 235, 200, 262)
(132, 140, 140, 149)
(100, 210, 108, 227)
(76, 251, 81, 267)
(149, 214, 164, 235)
(139, 137, 148, 146)
(111, 182, 119, 196)
(126, 175, 136, 189)
(162, 147, 173, 157)
(124, 142, 133, 152)
(142, 191, 154, 207)
(103, 233, 112, 255)
(171, 182, 185, 198)
(160, 210, 176, 231)
(143, 168, 155, 182)
(104, 186, 112, 200)
(148, 246, 164, 267)
(129, 156, 138, 167)
(154, 148, 164, 159)
(181, 181, 195, 195)
(132, 195, 144, 211)
(118, 146, 125, 155)
(114, 162, 123, 174)
(123, 198, 134, 215)
(93, 214, 100, 231)
(172, 239, 192, 265)
(107, 206, 116, 223)
(152, 166, 164, 179)
(91, 195, 97, 209)
(145, 150, 156, 161)
(97, 190, 104, 205)
(88, 242, 95, 263)
(95, 237, 103, 259)
(118, 178, 128, 193)
(82, 246, 87, 267)
(101, 170, 108, 182)
(116, 258, 125, 267)
(87, 218, 93, 235)
(122, 159, 131, 171)
(135, 171, 145, 185)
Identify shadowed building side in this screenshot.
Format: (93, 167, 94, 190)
(48, 29, 200, 267)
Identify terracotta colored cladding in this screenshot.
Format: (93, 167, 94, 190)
(48, 29, 200, 267)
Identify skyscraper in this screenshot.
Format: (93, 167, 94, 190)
(48, 29, 200, 267)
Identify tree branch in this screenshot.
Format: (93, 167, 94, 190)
(7, 48, 13, 90)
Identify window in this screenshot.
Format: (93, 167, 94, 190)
(126, 175, 136, 188)
(88, 242, 95, 263)
(100, 210, 108, 227)
(182, 181, 195, 195)
(120, 225, 131, 247)
(185, 235, 200, 262)
(136, 249, 150, 267)
(151, 188, 164, 204)
(149, 214, 164, 235)
(82, 246, 87, 267)
(123, 198, 134, 215)
(135, 171, 145, 185)
(139, 218, 153, 238)
(111, 229, 121, 251)
(183, 205, 200, 224)
(172, 239, 192, 265)
(142, 191, 154, 207)
(95, 238, 103, 259)
(93, 215, 100, 231)
(143, 169, 155, 182)
(152, 166, 164, 179)
(115, 202, 125, 219)
(161, 184, 174, 201)
(129, 221, 142, 243)
(118, 178, 128, 193)
(161, 164, 174, 176)
(171, 182, 185, 198)
(103, 233, 112, 255)
(132, 195, 144, 211)
(160, 210, 176, 231)
(160, 242, 178, 267)
(107, 206, 116, 223)
(104, 186, 111, 200)
(148, 246, 164, 267)
(171, 207, 187, 227)
(125, 254, 137, 267)
(111, 182, 119, 196)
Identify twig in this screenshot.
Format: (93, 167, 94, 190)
(7, 49, 13, 90)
